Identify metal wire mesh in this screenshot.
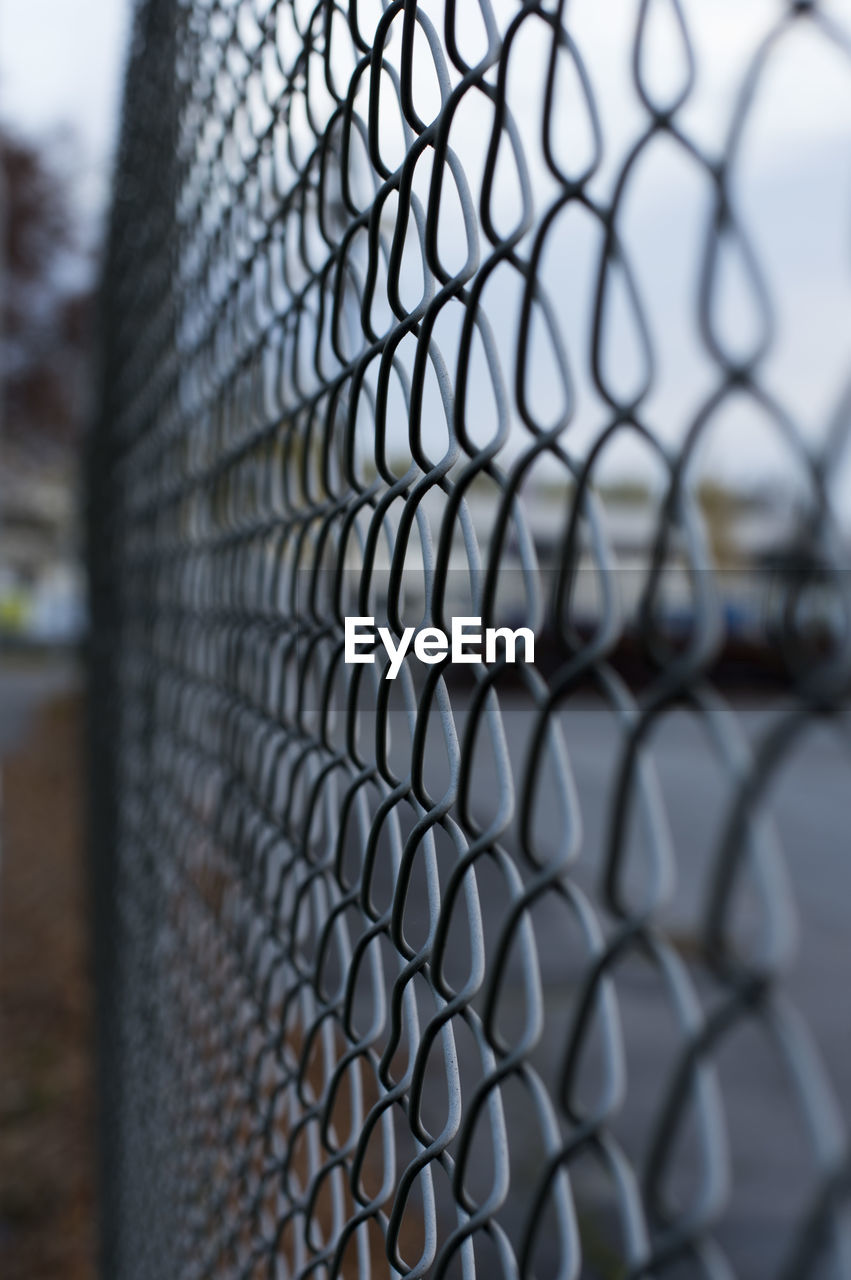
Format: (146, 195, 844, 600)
(89, 1, 851, 1276)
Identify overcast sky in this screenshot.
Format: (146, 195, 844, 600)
(2, 0, 850, 495)
(0, 0, 132, 242)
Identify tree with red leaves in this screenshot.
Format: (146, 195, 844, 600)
(1, 128, 92, 450)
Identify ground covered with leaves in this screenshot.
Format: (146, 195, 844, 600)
(0, 691, 97, 1278)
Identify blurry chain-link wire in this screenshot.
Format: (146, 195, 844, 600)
(90, 0, 851, 1276)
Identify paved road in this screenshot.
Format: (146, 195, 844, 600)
(362, 692, 851, 1276)
(7, 658, 840, 1275)
(0, 653, 81, 758)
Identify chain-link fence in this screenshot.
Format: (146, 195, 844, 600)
(89, 1, 851, 1276)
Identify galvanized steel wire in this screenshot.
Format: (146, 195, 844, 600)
(90, 1, 851, 1276)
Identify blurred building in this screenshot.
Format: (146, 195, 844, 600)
(0, 441, 86, 644)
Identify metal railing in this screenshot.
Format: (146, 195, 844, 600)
(90, 1, 851, 1276)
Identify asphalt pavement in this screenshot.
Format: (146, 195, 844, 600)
(0, 653, 82, 758)
(363, 691, 851, 1276)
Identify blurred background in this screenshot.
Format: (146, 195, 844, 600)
(2, 1, 851, 1276)
(0, 3, 129, 1275)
